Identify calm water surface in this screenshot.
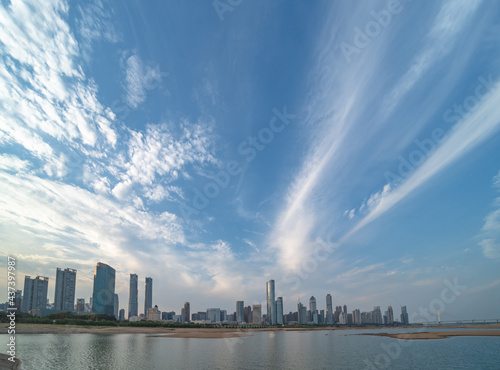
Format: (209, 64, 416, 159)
(5, 328, 500, 369)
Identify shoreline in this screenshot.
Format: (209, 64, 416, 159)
(2, 323, 500, 337)
(359, 330, 500, 340)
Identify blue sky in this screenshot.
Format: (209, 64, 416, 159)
(1, 0, 500, 321)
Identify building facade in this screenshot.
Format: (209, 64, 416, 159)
(266, 279, 276, 325)
(91, 262, 115, 316)
(252, 304, 262, 324)
(236, 301, 244, 323)
(183, 302, 190, 323)
(22, 276, 49, 313)
(144, 277, 153, 315)
(276, 297, 284, 325)
(54, 268, 77, 311)
(129, 273, 138, 319)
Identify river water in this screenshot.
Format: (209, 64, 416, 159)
(4, 328, 500, 369)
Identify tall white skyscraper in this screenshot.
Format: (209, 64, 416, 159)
(266, 279, 276, 325)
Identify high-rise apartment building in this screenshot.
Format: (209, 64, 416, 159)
(54, 268, 77, 312)
(76, 298, 85, 313)
(207, 308, 221, 323)
(326, 294, 333, 325)
(128, 273, 138, 318)
(252, 304, 262, 324)
(298, 302, 307, 325)
(266, 280, 276, 325)
(22, 276, 49, 313)
(387, 305, 394, 324)
(236, 301, 244, 323)
(276, 297, 284, 325)
(183, 302, 190, 323)
(401, 306, 409, 324)
(113, 294, 119, 319)
(144, 277, 153, 315)
(92, 262, 115, 316)
(309, 296, 317, 313)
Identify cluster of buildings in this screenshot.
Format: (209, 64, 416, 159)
(6, 263, 411, 326)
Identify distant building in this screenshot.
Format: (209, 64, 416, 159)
(54, 268, 77, 311)
(183, 302, 190, 323)
(387, 305, 394, 324)
(114, 294, 119, 319)
(207, 308, 221, 323)
(244, 305, 252, 324)
(129, 274, 138, 319)
(276, 297, 284, 325)
(252, 304, 262, 324)
(309, 296, 317, 313)
(236, 301, 244, 323)
(326, 294, 333, 325)
(147, 305, 161, 321)
(373, 306, 383, 324)
(298, 303, 307, 324)
(76, 298, 85, 313)
(266, 280, 276, 325)
(22, 276, 49, 313)
(353, 309, 361, 324)
(401, 306, 409, 324)
(144, 277, 153, 315)
(162, 311, 175, 321)
(343, 304, 347, 314)
(119, 309, 125, 321)
(92, 262, 115, 316)
(14, 290, 22, 311)
(220, 310, 227, 322)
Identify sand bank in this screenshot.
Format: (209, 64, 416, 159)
(361, 330, 500, 340)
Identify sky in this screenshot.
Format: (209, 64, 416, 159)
(1, 0, 500, 322)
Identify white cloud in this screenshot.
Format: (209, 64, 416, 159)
(123, 54, 164, 108)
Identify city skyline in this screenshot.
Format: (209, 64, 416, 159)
(1, 0, 500, 321)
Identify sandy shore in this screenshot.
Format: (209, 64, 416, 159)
(3, 323, 500, 337)
(360, 330, 500, 340)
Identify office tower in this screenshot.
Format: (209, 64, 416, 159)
(309, 296, 317, 313)
(298, 302, 307, 324)
(244, 305, 252, 323)
(207, 308, 221, 323)
(54, 268, 77, 311)
(119, 309, 125, 321)
(276, 297, 284, 325)
(401, 306, 409, 324)
(387, 305, 394, 324)
(373, 306, 382, 324)
(113, 294, 119, 319)
(144, 277, 153, 315)
(184, 302, 190, 323)
(266, 279, 276, 325)
(326, 294, 333, 325)
(353, 309, 361, 324)
(343, 304, 347, 314)
(22, 276, 49, 313)
(128, 273, 138, 318)
(252, 304, 262, 324)
(92, 262, 116, 316)
(76, 298, 85, 313)
(319, 309, 325, 324)
(236, 301, 244, 323)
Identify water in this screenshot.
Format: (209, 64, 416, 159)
(4, 328, 500, 369)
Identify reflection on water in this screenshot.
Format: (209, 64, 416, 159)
(6, 328, 500, 369)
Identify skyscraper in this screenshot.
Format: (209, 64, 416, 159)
(266, 279, 276, 325)
(298, 302, 307, 325)
(326, 294, 333, 325)
(183, 302, 190, 323)
(54, 268, 77, 311)
(309, 296, 317, 313)
(207, 308, 221, 323)
(128, 273, 138, 318)
(144, 277, 153, 315)
(401, 306, 409, 324)
(92, 262, 115, 316)
(252, 304, 262, 324)
(387, 305, 394, 324)
(276, 297, 284, 325)
(22, 276, 49, 313)
(113, 294, 119, 319)
(76, 298, 85, 313)
(236, 301, 244, 323)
